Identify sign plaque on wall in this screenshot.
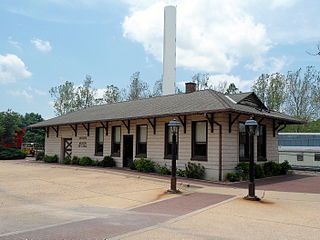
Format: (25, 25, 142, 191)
(78, 142, 87, 148)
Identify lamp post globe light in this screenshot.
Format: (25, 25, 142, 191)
(244, 117, 260, 201)
(168, 118, 181, 193)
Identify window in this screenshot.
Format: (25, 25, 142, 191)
(257, 124, 267, 161)
(95, 127, 104, 156)
(297, 154, 303, 161)
(136, 125, 147, 157)
(164, 123, 178, 158)
(315, 154, 320, 161)
(239, 123, 249, 162)
(192, 121, 207, 160)
(112, 126, 121, 156)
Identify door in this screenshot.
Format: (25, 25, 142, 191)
(63, 138, 72, 160)
(123, 135, 133, 167)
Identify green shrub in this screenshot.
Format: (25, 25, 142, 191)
(0, 146, 26, 160)
(156, 164, 171, 175)
(263, 161, 281, 176)
(177, 169, 186, 177)
(129, 160, 136, 170)
(185, 162, 205, 179)
(280, 161, 291, 175)
(79, 156, 93, 166)
(235, 162, 249, 180)
(98, 156, 116, 167)
(35, 151, 44, 160)
(43, 155, 58, 163)
(134, 158, 155, 173)
(71, 156, 80, 165)
(254, 164, 265, 179)
(62, 156, 71, 164)
(226, 172, 241, 182)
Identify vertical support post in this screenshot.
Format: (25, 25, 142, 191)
(171, 132, 177, 192)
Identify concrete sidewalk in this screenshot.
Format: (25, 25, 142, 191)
(1, 160, 319, 240)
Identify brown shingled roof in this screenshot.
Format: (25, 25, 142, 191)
(29, 89, 304, 128)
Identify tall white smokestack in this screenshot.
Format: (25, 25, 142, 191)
(162, 5, 176, 95)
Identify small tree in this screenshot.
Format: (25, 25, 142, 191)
(0, 110, 21, 145)
(49, 81, 76, 116)
(225, 83, 240, 94)
(127, 72, 150, 100)
(102, 85, 124, 104)
(20, 113, 45, 145)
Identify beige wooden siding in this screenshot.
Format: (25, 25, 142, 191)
(44, 113, 279, 180)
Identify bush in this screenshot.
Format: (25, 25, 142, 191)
(35, 151, 44, 160)
(185, 162, 205, 179)
(177, 169, 186, 177)
(62, 156, 71, 164)
(129, 160, 136, 170)
(43, 155, 58, 163)
(155, 163, 171, 175)
(226, 172, 241, 182)
(235, 162, 249, 180)
(0, 146, 26, 160)
(71, 156, 80, 165)
(254, 164, 265, 179)
(98, 156, 116, 167)
(263, 161, 281, 176)
(134, 158, 155, 173)
(280, 161, 291, 175)
(79, 156, 93, 166)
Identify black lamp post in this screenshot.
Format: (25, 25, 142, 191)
(244, 117, 260, 201)
(168, 118, 181, 193)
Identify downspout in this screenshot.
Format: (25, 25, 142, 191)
(212, 118, 222, 181)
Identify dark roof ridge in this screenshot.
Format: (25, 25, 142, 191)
(207, 89, 232, 109)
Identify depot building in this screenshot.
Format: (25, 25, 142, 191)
(30, 83, 303, 181)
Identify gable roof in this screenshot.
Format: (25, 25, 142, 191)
(30, 89, 304, 128)
(227, 92, 268, 110)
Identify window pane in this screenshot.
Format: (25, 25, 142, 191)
(315, 154, 320, 161)
(115, 127, 120, 143)
(167, 127, 173, 143)
(139, 125, 147, 143)
(297, 154, 303, 161)
(98, 128, 104, 143)
(195, 122, 206, 142)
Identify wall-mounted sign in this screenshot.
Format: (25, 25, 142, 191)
(78, 142, 87, 148)
(79, 136, 87, 140)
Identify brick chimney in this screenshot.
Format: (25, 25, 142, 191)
(185, 82, 196, 93)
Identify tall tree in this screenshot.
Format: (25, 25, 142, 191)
(225, 83, 240, 94)
(252, 73, 286, 111)
(192, 73, 210, 90)
(285, 66, 319, 121)
(102, 85, 124, 104)
(0, 110, 21, 145)
(74, 75, 97, 110)
(213, 81, 227, 93)
(49, 81, 76, 116)
(127, 72, 150, 100)
(20, 113, 45, 145)
(152, 77, 163, 96)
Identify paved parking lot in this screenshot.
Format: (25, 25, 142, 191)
(0, 160, 319, 240)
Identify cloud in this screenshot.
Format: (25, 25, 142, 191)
(8, 90, 33, 101)
(245, 56, 289, 73)
(8, 37, 22, 49)
(31, 39, 52, 52)
(0, 54, 32, 84)
(270, 0, 298, 9)
(27, 86, 47, 96)
(122, 0, 271, 73)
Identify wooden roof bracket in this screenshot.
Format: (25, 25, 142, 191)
(82, 123, 90, 136)
(178, 115, 187, 133)
(100, 121, 109, 135)
(122, 120, 130, 134)
(205, 113, 215, 133)
(258, 117, 265, 124)
(147, 117, 156, 135)
(70, 124, 78, 137)
(52, 126, 59, 137)
(228, 113, 241, 133)
(273, 120, 286, 137)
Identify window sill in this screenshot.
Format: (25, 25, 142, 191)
(164, 155, 179, 160)
(135, 154, 147, 158)
(190, 157, 207, 162)
(95, 153, 103, 157)
(111, 153, 120, 157)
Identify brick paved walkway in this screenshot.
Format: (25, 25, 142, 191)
(0, 193, 233, 240)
